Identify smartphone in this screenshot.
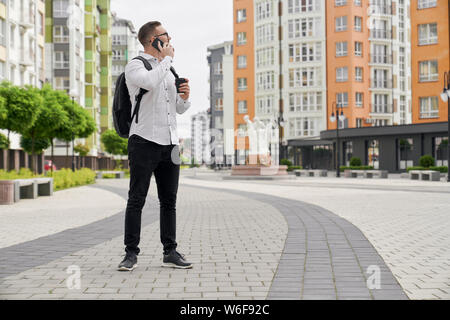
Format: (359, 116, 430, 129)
(151, 38, 164, 52)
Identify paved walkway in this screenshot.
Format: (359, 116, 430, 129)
(0, 171, 448, 299)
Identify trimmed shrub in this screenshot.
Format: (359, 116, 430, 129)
(280, 158, 293, 167)
(419, 155, 435, 168)
(349, 157, 362, 167)
(0, 168, 42, 180)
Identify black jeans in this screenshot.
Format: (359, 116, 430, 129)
(124, 134, 180, 256)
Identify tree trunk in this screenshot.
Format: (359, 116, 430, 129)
(51, 139, 54, 175)
(31, 136, 36, 175)
(7, 130, 10, 171)
(65, 142, 69, 169)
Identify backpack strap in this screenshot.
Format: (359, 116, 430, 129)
(130, 56, 152, 124)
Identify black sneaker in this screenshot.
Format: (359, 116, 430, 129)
(162, 251, 192, 269)
(117, 253, 138, 271)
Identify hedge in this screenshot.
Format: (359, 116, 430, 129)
(406, 166, 448, 173)
(340, 166, 375, 172)
(287, 165, 303, 171)
(47, 168, 96, 191)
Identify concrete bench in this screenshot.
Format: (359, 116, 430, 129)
(409, 170, 440, 181)
(96, 171, 125, 179)
(363, 170, 388, 179)
(0, 178, 54, 205)
(294, 169, 328, 177)
(343, 170, 388, 178)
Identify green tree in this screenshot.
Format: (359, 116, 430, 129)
(101, 129, 128, 169)
(74, 143, 90, 168)
(20, 136, 50, 155)
(0, 82, 42, 170)
(0, 132, 9, 150)
(419, 155, 435, 168)
(22, 85, 69, 173)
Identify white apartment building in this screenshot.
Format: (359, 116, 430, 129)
(0, 0, 46, 149)
(191, 111, 211, 165)
(253, 0, 327, 152)
(368, 0, 412, 127)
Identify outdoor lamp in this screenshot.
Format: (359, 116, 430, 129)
(330, 112, 336, 123)
(441, 88, 450, 102)
(340, 111, 346, 121)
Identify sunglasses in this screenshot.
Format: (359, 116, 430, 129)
(154, 32, 169, 38)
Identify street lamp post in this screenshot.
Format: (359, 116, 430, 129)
(330, 102, 346, 177)
(71, 96, 75, 172)
(439, 71, 450, 182)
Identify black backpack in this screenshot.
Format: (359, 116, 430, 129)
(112, 56, 152, 138)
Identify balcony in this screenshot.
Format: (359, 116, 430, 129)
(370, 103, 393, 114)
(370, 54, 392, 64)
(370, 77, 392, 89)
(370, 29, 391, 40)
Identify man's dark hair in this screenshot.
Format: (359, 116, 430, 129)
(138, 21, 161, 47)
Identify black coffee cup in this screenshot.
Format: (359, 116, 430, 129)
(175, 78, 187, 93)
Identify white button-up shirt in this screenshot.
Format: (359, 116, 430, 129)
(124, 52, 190, 146)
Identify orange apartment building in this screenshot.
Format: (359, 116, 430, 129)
(233, 0, 255, 164)
(411, 0, 449, 123)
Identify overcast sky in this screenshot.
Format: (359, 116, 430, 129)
(110, 0, 233, 139)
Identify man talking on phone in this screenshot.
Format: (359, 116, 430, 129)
(118, 21, 192, 271)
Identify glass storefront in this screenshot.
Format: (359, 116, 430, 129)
(433, 137, 448, 167)
(343, 141, 353, 166)
(367, 139, 379, 169)
(398, 138, 413, 170)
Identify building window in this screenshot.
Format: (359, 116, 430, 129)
(418, 0, 437, 9)
(238, 100, 247, 114)
(354, 0, 362, 6)
(288, 17, 322, 39)
(355, 42, 362, 57)
(237, 55, 247, 69)
(213, 62, 223, 75)
(237, 32, 247, 45)
(257, 96, 273, 114)
(336, 67, 348, 82)
(112, 49, 124, 61)
(256, 24, 274, 45)
(53, 25, 69, 43)
(418, 23, 438, 45)
(257, 47, 275, 67)
(214, 79, 223, 93)
(237, 78, 247, 91)
(419, 60, 438, 82)
(257, 71, 275, 91)
(336, 92, 348, 107)
(433, 137, 449, 167)
(335, 0, 347, 6)
(290, 117, 318, 137)
(289, 67, 322, 88)
(0, 18, 5, 46)
(344, 141, 353, 166)
(256, 0, 272, 21)
(289, 92, 322, 112)
(53, 0, 69, 18)
(237, 9, 247, 23)
(419, 97, 439, 118)
(288, 0, 320, 13)
(289, 42, 322, 62)
(355, 92, 363, 107)
(354, 16, 362, 32)
(10, 25, 14, 49)
(335, 16, 347, 32)
(54, 51, 69, 69)
(355, 67, 363, 82)
(215, 98, 223, 111)
(0, 61, 5, 81)
(55, 77, 70, 91)
(336, 42, 348, 57)
(39, 13, 44, 35)
(356, 118, 363, 128)
(112, 35, 127, 45)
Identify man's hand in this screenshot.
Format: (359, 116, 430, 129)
(179, 79, 190, 101)
(158, 41, 174, 59)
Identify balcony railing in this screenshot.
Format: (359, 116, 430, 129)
(370, 29, 391, 40)
(370, 54, 392, 64)
(370, 78, 393, 89)
(370, 103, 393, 114)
